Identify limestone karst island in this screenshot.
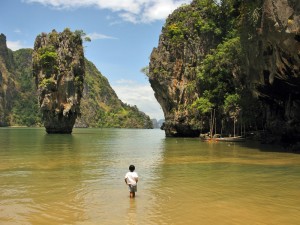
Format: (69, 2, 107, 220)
(32, 29, 85, 134)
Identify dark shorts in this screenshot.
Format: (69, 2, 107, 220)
(128, 184, 137, 192)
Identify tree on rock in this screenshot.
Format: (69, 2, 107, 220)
(32, 28, 85, 134)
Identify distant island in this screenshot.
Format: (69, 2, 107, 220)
(151, 119, 165, 129)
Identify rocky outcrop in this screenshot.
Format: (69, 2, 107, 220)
(149, 3, 219, 137)
(32, 29, 85, 133)
(0, 34, 14, 71)
(0, 34, 16, 126)
(241, 0, 300, 147)
(0, 34, 9, 125)
(149, 0, 300, 148)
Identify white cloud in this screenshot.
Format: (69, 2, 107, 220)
(142, 0, 189, 22)
(7, 40, 32, 51)
(14, 29, 22, 33)
(87, 32, 118, 40)
(119, 12, 139, 24)
(23, 0, 193, 23)
(112, 80, 164, 120)
(115, 79, 136, 84)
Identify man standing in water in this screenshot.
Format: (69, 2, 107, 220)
(125, 165, 138, 198)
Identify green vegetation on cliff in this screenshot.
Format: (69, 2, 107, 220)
(32, 29, 85, 133)
(150, 0, 299, 148)
(11, 48, 42, 126)
(0, 47, 42, 127)
(77, 59, 152, 128)
(189, 0, 261, 135)
(149, 0, 265, 137)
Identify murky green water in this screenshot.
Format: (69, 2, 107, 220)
(0, 128, 300, 225)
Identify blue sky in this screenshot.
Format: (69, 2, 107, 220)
(1, 0, 193, 120)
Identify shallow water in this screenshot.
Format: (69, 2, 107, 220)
(0, 128, 300, 225)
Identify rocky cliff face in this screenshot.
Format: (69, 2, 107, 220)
(241, 0, 300, 146)
(149, 3, 219, 137)
(149, 0, 300, 147)
(0, 34, 16, 126)
(32, 29, 85, 133)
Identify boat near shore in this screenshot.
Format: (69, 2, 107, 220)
(200, 134, 245, 142)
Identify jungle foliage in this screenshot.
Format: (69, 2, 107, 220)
(78, 59, 152, 128)
(166, 0, 264, 135)
(11, 48, 42, 126)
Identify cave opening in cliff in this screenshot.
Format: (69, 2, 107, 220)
(294, 34, 300, 42)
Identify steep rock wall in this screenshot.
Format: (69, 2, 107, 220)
(241, 0, 300, 146)
(32, 29, 85, 133)
(0, 34, 16, 126)
(149, 3, 219, 137)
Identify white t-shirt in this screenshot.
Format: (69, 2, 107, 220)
(125, 171, 138, 185)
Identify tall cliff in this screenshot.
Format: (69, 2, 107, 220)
(241, 0, 300, 146)
(32, 29, 85, 133)
(0, 34, 17, 126)
(149, 0, 299, 147)
(149, 0, 244, 137)
(149, 1, 222, 137)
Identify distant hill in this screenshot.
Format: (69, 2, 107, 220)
(151, 119, 165, 129)
(77, 59, 153, 128)
(0, 33, 153, 128)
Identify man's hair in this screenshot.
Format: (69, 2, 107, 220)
(129, 165, 135, 172)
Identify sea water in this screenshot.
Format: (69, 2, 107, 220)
(0, 128, 300, 225)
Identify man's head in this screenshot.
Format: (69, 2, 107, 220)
(129, 165, 135, 172)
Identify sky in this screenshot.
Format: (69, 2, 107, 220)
(0, 0, 193, 120)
